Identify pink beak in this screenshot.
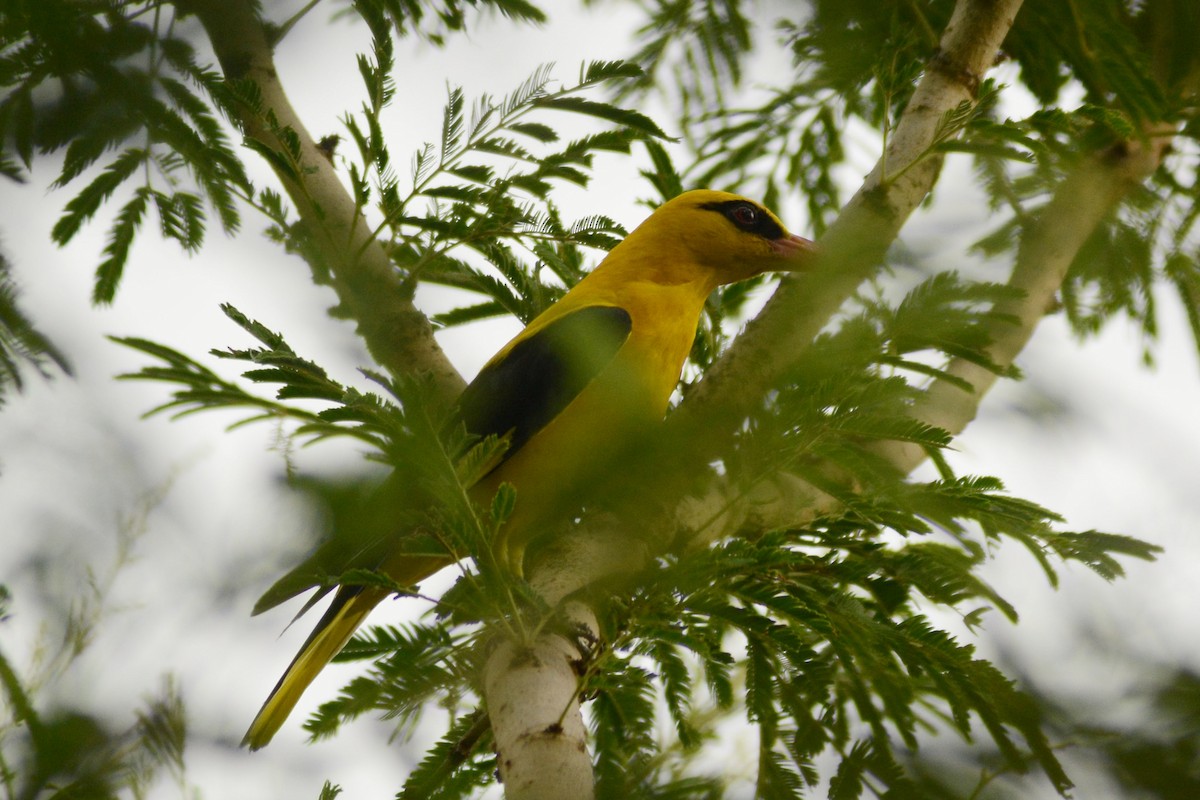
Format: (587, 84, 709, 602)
(770, 233, 818, 269)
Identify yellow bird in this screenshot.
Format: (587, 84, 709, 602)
(243, 189, 814, 749)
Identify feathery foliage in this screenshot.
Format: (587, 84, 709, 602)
(343, 53, 661, 325)
(0, 549, 190, 800)
(0, 248, 68, 406)
(0, 0, 251, 303)
(2, 0, 1195, 798)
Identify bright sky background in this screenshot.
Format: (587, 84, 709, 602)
(1, 2, 1199, 798)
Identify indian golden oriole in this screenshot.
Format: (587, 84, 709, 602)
(243, 189, 815, 749)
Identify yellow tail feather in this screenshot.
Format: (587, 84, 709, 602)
(244, 554, 451, 749)
(242, 586, 386, 750)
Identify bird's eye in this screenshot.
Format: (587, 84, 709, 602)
(730, 203, 759, 228)
(701, 198, 785, 239)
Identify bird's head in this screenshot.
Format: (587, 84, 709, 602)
(627, 189, 816, 286)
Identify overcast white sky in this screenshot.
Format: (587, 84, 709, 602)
(1, 2, 1199, 798)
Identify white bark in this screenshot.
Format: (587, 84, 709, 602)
(872, 124, 1177, 474)
(483, 527, 645, 799)
(672, 0, 1027, 445)
(669, 0, 1029, 546)
(680, 128, 1175, 544)
(183, 0, 465, 399)
(485, 636, 593, 800)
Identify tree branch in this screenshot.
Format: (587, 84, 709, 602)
(872, 127, 1176, 475)
(484, 636, 593, 800)
(179, 0, 465, 400)
(656, 0, 1026, 544)
(682, 125, 1176, 545)
(671, 0, 1025, 447)
(483, 527, 646, 799)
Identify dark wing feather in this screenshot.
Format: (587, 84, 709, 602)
(457, 305, 632, 463)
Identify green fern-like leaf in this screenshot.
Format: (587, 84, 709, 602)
(531, 96, 669, 139)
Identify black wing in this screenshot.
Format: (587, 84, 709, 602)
(457, 305, 632, 463)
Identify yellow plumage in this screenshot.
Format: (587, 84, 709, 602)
(243, 189, 813, 749)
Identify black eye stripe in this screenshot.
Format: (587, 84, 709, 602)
(700, 199, 786, 240)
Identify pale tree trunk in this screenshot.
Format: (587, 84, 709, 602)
(670, 0, 1031, 543)
(871, 124, 1177, 475)
(672, 0, 1029, 443)
(481, 529, 643, 800)
(680, 36, 1186, 547)
(667, 0, 1031, 543)
(680, 124, 1175, 545)
(484, 636, 594, 800)
(181, 0, 465, 400)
